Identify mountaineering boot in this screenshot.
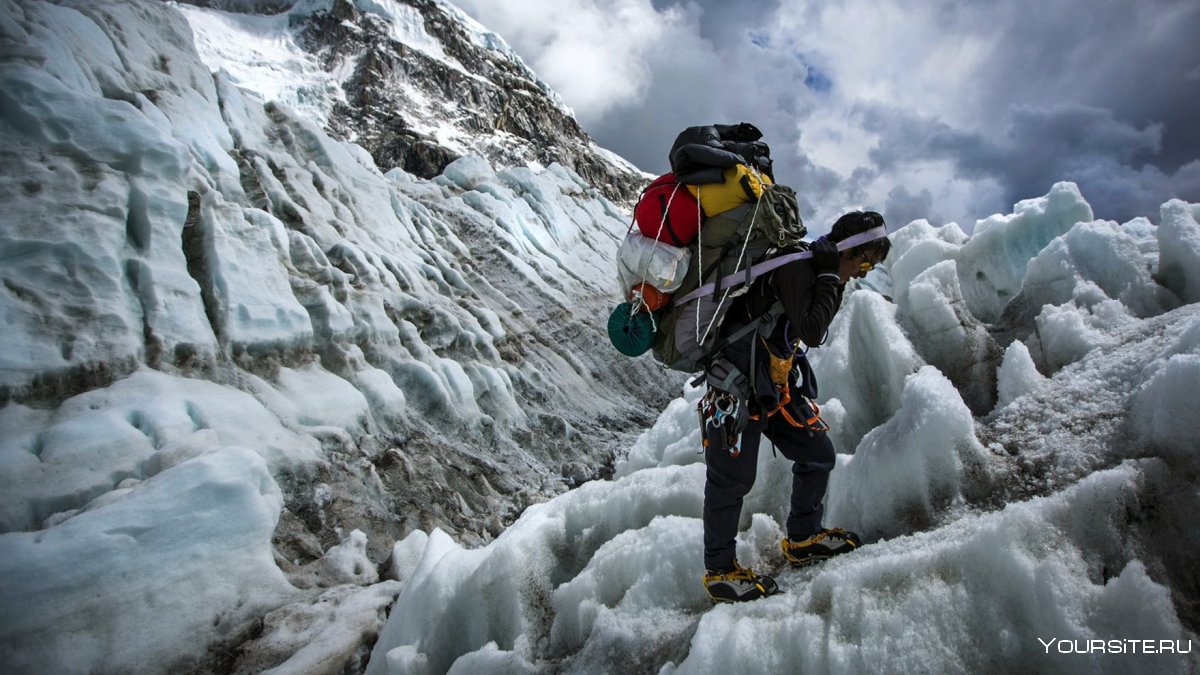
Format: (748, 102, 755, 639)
(781, 528, 861, 567)
(703, 561, 779, 603)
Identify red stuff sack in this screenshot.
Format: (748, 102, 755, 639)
(633, 173, 703, 247)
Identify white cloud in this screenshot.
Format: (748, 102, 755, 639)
(451, 0, 701, 121)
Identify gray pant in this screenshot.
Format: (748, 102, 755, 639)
(703, 413, 836, 571)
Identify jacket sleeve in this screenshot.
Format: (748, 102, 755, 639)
(768, 259, 843, 347)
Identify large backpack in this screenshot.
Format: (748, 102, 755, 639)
(610, 123, 807, 369)
(631, 122, 776, 250)
(651, 183, 807, 372)
(632, 166, 774, 248)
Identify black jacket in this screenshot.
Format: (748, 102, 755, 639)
(722, 256, 843, 349)
(717, 256, 843, 407)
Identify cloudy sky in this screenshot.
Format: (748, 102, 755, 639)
(452, 0, 1200, 233)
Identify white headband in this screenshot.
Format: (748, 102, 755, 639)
(834, 226, 888, 251)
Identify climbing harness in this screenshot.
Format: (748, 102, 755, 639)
(746, 328, 828, 432)
(698, 388, 744, 456)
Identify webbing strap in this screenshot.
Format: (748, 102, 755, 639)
(686, 304, 784, 387)
(675, 226, 888, 305)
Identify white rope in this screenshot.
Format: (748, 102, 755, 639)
(695, 188, 764, 347)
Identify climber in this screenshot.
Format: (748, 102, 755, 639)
(700, 211, 891, 603)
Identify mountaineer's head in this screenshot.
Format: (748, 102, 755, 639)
(829, 211, 891, 283)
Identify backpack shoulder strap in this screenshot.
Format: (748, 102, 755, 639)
(676, 250, 811, 306)
(675, 224, 888, 305)
(686, 303, 785, 387)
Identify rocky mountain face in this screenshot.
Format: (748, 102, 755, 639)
(294, 0, 647, 204)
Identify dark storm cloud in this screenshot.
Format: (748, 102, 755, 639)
(957, 0, 1200, 173)
(860, 0, 1200, 222)
(454, 0, 1200, 226)
(884, 186, 939, 231)
(584, 0, 807, 181)
(864, 102, 1199, 223)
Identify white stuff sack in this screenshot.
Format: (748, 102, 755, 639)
(616, 232, 692, 295)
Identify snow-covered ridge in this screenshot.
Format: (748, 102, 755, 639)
(174, 0, 645, 202)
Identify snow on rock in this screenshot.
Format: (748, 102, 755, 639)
(0, 447, 294, 674)
(180, 0, 646, 203)
(175, 2, 342, 124)
(1157, 199, 1200, 304)
(825, 366, 992, 540)
(957, 181, 1094, 324)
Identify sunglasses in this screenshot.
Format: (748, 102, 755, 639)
(858, 260, 877, 274)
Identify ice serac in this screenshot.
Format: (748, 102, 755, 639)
(807, 290, 924, 456)
(0, 0, 667, 672)
(826, 365, 992, 540)
(1157, 199, 1200, 304)
(904, 259, 1003, 414)
(0, 3, 215, 390)
(1002, 218, 1179, 334)
(0, 447, 294, 673)
(957, 181, 1093, 324)
(994, 339, 1046, 410)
